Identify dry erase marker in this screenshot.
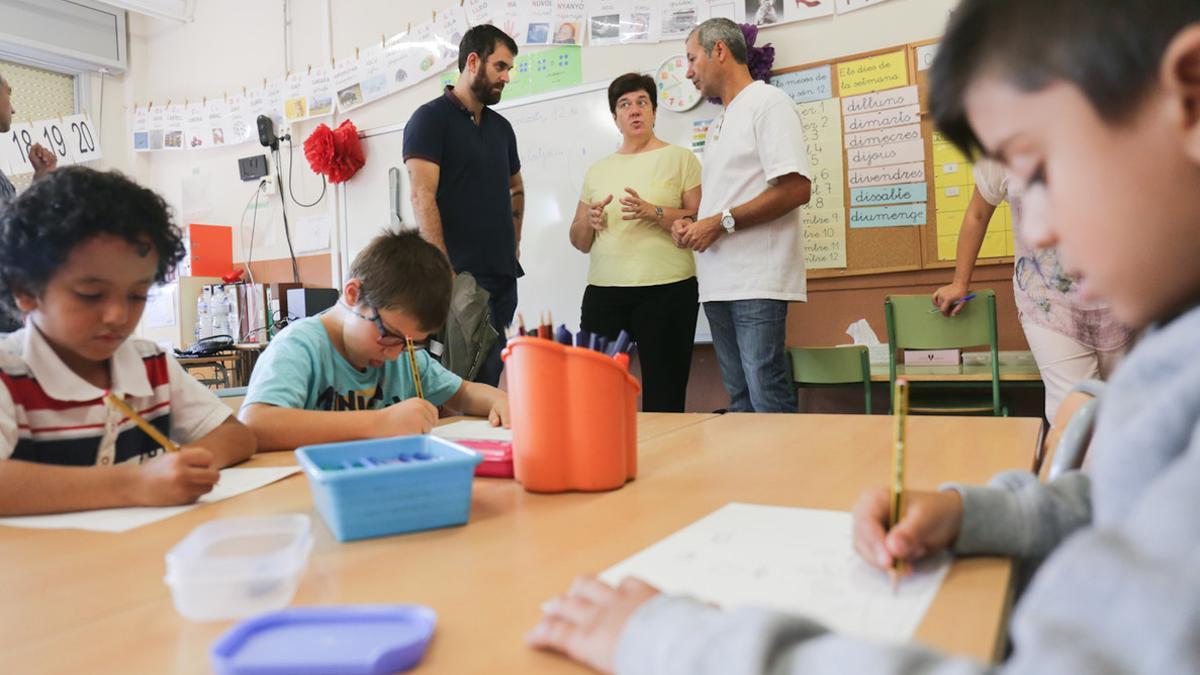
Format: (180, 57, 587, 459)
(575, 329, 592, 348)
(889, 379, 909, 592)
(555, 324, 573, 345)
(930, 292, 977, 313)
(104, 390, 179, 453)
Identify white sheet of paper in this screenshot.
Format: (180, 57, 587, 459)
(431, 420, 513, 442)
(0, 467, 300, 533)
(293, 213, 332, 254)
(143, 284, 177, 328)
(600, 503, 951, 643)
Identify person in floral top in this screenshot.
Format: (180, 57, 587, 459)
(934, 158, 1133, 422)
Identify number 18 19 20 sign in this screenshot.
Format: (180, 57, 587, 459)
(1, 114, 102, 177)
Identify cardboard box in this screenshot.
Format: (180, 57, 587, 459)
(903, 349, 961, 366)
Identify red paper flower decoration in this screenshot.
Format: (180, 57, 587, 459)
(304, 119, 365, 183)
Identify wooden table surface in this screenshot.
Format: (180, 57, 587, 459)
(0, 413, 1040, 674)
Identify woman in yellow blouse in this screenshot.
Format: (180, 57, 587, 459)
(568, 73, 702, 412)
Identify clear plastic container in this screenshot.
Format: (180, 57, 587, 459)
(164, 514, 314, 622)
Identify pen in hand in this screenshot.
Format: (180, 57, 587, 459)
(930, 292, 977, 313)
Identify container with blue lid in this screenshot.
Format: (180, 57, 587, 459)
(210, 605, 436, 675)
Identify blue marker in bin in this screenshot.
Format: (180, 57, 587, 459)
(295, 436, 481, 542)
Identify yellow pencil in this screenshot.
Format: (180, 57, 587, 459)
(406, 336, 424, 400)
(889, 379, 909, 592)
(104, 391, 180, 453)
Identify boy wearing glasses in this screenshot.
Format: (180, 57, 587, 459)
(240, 230, 510, 452)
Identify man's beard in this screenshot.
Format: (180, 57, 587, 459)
(471, 69, 503, 106)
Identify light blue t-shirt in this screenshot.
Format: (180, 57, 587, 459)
(244, 316, 462, 411)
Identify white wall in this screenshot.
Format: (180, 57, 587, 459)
(109, 0, 959, 289)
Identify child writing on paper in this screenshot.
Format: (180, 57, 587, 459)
(0, 168, 257, 516)
(528, 1, 1200, 673)
(240, 230, 509, 451)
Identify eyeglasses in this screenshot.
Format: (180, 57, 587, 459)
(345, 303, 427, 349)
(616, 98, 653, 111)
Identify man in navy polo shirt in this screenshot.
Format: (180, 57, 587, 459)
(404, 25, 525, 387)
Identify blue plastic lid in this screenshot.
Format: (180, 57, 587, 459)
(210, 605, 436, 675)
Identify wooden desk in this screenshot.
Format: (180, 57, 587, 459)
(0, 413, 1039, 673)
(870, 362, 1043, 383)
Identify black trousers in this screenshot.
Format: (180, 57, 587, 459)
(581, 277, 698, 412)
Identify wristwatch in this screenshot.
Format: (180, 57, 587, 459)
(720, 209, 736, 234)
(655, 206, 664, 222)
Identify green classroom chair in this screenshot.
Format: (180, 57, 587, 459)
(787, 345, 872, 414)
(884, 289, 1006, 416)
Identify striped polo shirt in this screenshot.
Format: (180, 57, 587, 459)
(0, 324, 231, 466)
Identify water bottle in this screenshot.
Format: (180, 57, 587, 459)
(210, 285, 228, 337)
(225, 286, 240, 342)
(195, 286, 211, 343)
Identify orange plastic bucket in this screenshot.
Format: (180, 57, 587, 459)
(501, 337, 640, 493)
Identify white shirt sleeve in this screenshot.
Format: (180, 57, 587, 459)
(0, 381, 18, 460)
(972, 158, 1009, 206)
(755, 98, 812, 184)
(165, 353, 233, 445)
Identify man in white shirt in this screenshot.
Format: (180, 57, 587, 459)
(674, 18, 811, 413)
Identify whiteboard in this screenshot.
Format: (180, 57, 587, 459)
(340, 79, 722, 342)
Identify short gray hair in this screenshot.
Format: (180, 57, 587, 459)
(687, 18, 747, 65)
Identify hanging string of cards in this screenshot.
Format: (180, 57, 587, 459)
(126, 0, 894, 155)
(2, 114, 102, 177)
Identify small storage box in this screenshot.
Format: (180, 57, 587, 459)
(294, 436, 483, 542)
(164, 514, 314, 622)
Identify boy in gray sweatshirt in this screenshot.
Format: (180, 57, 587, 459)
(527, 1, 1200, 673)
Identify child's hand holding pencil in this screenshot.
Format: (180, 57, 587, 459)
(850, 487, 965, 579)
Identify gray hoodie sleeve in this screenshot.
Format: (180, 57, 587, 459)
(946, 470, 1092, 559)
(615, 595, 992, 675)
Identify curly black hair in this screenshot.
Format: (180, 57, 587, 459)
(0, 166, 186, 320)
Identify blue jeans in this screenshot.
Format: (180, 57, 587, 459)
(474, 276, 518, 387)
(704, 299, 797, 413)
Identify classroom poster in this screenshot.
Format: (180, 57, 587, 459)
(527, 46, 583, 94)
(551, 0, 586, 45)
(333, 55, 366, 112)
(844, 91, 927, 227)
(306, 65, 336, 118)
(147, 103, 167, 150)
(835, 0, 893, 14)
(163, 104, 186, 151)
(836, 50, 908, 97)
(588, 1, 659, 45)
(742, 0, 833, 28)
(660, 0, 701, 40)
(131, 106, 150, 152)
(435, 6, 471, 54)
(382, 35, 424, 95)
(497, 0, 525, 42)
(203, 98, 229, 148)
(770, 64, 833, 104)
(282, 72, 310, 122)
(224, 94, 255, 145)
(517, 0, 556, 45)
(797, 97, 847, 268)
(932, 130, 1014, 260)
(915, 42, 939, 71)
(1, 114, 102, 174)
(356, 43, 392, 103)
(411, 19, 458, 79)
(263, 77, 286, 127)
(464, 0, 500, 25)
(183, 101, 209, 150)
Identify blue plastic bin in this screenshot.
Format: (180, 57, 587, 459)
(295, 436, 483, 542)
